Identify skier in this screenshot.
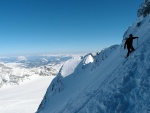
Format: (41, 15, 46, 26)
(124, 34, 139, 57)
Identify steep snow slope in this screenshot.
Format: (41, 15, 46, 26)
(37, 5, 150, 113)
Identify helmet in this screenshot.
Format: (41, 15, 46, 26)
(129, 34, 133, 37)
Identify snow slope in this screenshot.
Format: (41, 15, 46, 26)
(37, 2, 150, 113)
(0, 76, 55, 113)
(0, 55, 73, 113)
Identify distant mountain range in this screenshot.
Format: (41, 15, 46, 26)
(0, 55, 73, 88)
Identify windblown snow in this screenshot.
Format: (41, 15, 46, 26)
(37, 1, 150, 113)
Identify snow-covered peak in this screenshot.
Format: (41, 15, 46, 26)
(17, 56, 27, 61)
(59, 56, 82, 77)
(82, 53, 94, 65)
(40, 58, 48, 63)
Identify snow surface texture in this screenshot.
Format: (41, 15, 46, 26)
(37, 3, 150, 113)
(0, 76, 55, 113)
(137, 0, 150, 17)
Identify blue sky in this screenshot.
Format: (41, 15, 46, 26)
(0, 0, 142, 56)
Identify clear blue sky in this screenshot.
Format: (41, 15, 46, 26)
(0, 0, 142, 56)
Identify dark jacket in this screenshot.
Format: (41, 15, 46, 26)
(124, 37, 138, 48)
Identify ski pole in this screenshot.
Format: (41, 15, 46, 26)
(137, 37, 138, 47)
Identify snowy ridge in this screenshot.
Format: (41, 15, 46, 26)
(60, 56, 82, 77)
(82, 53, 94, 65)
(37, 2, 150, 113)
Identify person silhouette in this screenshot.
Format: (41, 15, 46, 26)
(124, 34, 139, 57)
